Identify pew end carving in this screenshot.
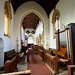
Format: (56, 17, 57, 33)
(5, 57, 17, 73)
(44, 53, 58, 74)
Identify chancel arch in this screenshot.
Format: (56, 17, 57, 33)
(20, 10, 45, 48)
(13, 1, 49, 50)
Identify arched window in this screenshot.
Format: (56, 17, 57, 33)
(52, 8, 60, 38)
(55, 17, 60, 30)
(4, 0, 12, 37)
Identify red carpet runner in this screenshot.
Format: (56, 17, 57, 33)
(27, 48, 53, 75)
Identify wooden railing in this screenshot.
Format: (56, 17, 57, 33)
(1, 70, 31, 75)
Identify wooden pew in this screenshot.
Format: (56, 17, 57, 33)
(38, 49, 44, 59)
(32, 45, 37, 53)
(32, 45, 45, 54)
(4, 49, 16, 63)
(1, 70, 31, 75)
(44, 53, 58, 75)
(5, 56, 17, 73)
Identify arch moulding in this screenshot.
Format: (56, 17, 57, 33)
(20, 9, 45, 47)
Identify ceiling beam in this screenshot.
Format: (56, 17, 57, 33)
(24, 26, 36, 29)
(22, 20, 39, 25)
(23, 24, 36, 27)
(23, 18, 40, 21)
(22, 20, 39, 24)
(22, 22, 37, 26)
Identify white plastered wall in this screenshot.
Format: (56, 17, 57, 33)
(14, 1, 49, 50)
(56, 0, 75, 27)
(49, 0, 75, 49)
(35, 21, 43, 45)
(0, 0, 14, 66)
(35, 21, 43, 38)
(49, 10, 56, 49)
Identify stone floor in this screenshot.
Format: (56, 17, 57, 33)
(58, 69, 68, 75)
(17, 55, 27, 71)
(0, 67, 5, 74)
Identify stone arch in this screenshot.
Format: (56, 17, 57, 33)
(14, 1, 49, 50)
(20, 10, 45, 47)
(0, 38, 4, 67)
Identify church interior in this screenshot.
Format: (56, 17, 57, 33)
(0, 0, 75, 75)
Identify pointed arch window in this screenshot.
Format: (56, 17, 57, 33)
(52, 8, 60, 38)
(4, 0, 12, 37)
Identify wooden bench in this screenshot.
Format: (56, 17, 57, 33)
(32, 45, 37, 52)
(4, 49, 16, 63)
(5, 56, 17, 73)
(32, 45, 45, 54)
(38, 49, 44, 59)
